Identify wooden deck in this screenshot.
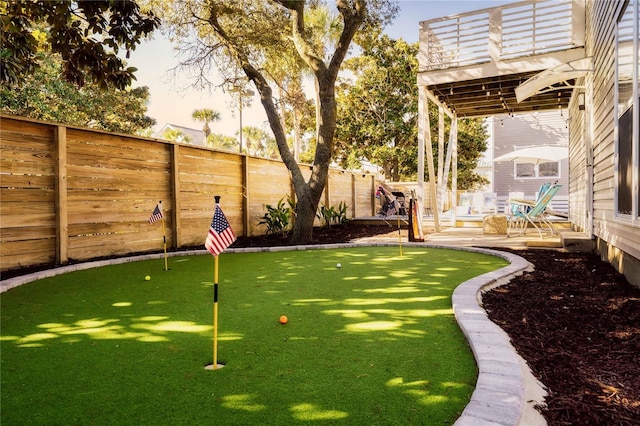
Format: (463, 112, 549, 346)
(351, 214, 591, 251)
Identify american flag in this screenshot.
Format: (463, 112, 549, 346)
(148, 202, 163, 224)
(205, 205, 236, 256)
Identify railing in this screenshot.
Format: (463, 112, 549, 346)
(419, 0, 584, 71)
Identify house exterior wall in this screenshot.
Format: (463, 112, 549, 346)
(577, 0, 640, 286)
(492, 110, 569, 210)
(568, 78, 590, 232)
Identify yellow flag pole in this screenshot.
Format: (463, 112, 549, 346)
(397, 216, 403, 258)
(397, 202, 403, 258)
(213, 255, 220, 369)
(205, 194, 233, 371)
(161, 214, 168, 271)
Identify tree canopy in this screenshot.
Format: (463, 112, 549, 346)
(192, 108, 221, 139)
(1, 0, 160, 89)
(335, 33, 488, 189)
(158, 0, 398, 244)
(0, 53, 156, 134)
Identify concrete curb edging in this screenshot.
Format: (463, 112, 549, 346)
(450, 248, 542, 426)
(0, 243, 544, 425)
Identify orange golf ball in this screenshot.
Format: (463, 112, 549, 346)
(279, 315, 288, 324)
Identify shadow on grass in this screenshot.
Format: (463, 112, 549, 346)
(1, 247, 507, 425)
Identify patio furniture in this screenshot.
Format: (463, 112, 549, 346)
(482, 192, 498, 214)
(392, 191, 407, 216)
(508, 183, 562, 238)
(377, 186, 396, 216)
(459, 193, 474, 214)
(504, 192, 524, 214)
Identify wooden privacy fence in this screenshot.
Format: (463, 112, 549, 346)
(0, 115, 377, 273)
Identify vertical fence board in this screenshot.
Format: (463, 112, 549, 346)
(171, 144, 181, 248)
(55, 126, 68, 264)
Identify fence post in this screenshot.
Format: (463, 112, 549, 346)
(171, 144, 181, 248)
(351, 173, 357, 218)
(242, 155, 250, 237)
(371, 175, 376, 216)
(55, 125, 68, 265)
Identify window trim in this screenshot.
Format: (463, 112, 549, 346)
(614, 0, 640, 225)
(514, 161, 562, 180)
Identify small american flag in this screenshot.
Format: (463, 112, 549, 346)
(205, 205, 236, 256)
(148, 202, 163, 224)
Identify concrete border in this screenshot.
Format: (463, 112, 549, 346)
(449, 247, 546, 426)
(0, 242, 544, 425)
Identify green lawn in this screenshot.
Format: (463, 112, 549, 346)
(1, 246, 507, 425)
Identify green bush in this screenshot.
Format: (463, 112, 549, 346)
(317, 201, 349, 228)
(258, 198, 292, 235)
(336, 201, 349, 225)
(317, 204, 336, 228)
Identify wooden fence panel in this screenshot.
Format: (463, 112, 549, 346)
(64, 128, 173, 261)
(353, 174, 376, 217)
(327, 171, 353, 211)
(247, 158, 293, 235)
(0, 117, 57, 269)
(177, 146, 244, 245)
(1, 115, 377, 274)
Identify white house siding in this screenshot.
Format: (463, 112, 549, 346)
(580, 0, 640, 285)
(492, 110, 569, 210)
(568, 80, 589, 232)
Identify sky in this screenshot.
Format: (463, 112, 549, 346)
(128, 1, 513, 136)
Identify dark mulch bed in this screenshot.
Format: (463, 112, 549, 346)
(4, 223, 639, 425)
(482, 248, 640, 425)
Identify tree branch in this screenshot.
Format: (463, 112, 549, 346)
(272, 0, 326, 75)
(203, 2, 303, 183)
(330, 0, 366, 79)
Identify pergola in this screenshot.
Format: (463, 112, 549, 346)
(416, 0, 590, 231)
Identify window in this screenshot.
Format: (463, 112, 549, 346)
(616, 0, 639, 219)
(515, 161, 560, 179)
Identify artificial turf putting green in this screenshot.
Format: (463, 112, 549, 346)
(1, 246, 508, 425)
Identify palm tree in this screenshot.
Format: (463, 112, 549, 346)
(162, 128, 191, 144)
(192, 108, 221, 142)
(240, 126, 268, 157)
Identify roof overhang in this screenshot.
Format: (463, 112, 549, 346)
(515, 56, 592, 103)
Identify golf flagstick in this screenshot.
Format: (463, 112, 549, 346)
(213, 255, 220, 369)
(148, 201, 167, 270)
(396, 200, 403, 258)
(204, 196, 236, 371)
(161, 203, 168, 271)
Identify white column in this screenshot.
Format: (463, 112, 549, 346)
(419, 86, 441, 232)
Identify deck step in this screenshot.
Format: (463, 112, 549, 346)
(526, 239, 563, 248)
(559, 230, 595, 252)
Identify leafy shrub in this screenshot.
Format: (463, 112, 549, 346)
(317, 204, 337, 228)
(316, 201, 349, 228)
(258, 198, 292, 235)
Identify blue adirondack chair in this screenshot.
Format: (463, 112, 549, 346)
(507, 183, 549, 234)
(507, 183, 562, 238)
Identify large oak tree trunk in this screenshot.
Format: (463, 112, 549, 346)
(289, 76, 337, 244)
(212, 1, 366, 245)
